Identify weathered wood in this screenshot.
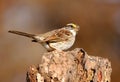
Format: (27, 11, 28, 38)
(26, 48, 112, 82)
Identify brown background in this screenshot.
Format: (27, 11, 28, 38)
(0, 0, 120, 82)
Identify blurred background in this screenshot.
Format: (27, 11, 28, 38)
(0, 0, 120, 82)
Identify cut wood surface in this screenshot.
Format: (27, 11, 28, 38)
(26, 48, 112, 82)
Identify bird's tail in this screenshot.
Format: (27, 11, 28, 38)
(8, 30, 36, 39)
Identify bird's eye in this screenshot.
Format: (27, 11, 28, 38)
(68, 25, 74, 28)
(67, 23, 77, 28)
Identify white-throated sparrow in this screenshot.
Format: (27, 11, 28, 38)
(8, 23, 80, 51)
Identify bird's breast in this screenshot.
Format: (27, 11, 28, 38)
(49, 37, 75, 50)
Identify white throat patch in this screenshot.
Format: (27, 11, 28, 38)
(70, 30, 76, 36)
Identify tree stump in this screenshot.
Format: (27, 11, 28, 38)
(26, 48, 112, 82)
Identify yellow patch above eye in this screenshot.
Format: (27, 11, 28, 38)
(67, 23, 77, 28)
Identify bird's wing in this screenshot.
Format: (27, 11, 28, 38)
(40, 28, 72, 42)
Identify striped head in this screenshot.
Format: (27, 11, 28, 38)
(66, 23, 80, 32)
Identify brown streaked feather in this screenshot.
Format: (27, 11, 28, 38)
(42, 28, 72, 42)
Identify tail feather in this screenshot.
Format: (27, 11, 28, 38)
(8, 30, 36, 39)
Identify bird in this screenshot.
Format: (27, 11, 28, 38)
(8, 23, 80, 51)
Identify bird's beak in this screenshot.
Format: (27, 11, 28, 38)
(75, 26, 80, 32)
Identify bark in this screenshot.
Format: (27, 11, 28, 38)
(26, 48, 112, 82)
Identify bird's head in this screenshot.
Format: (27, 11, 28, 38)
(66, 23, 80, 32)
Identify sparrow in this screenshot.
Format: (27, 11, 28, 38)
(8, 23, 80, 51)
